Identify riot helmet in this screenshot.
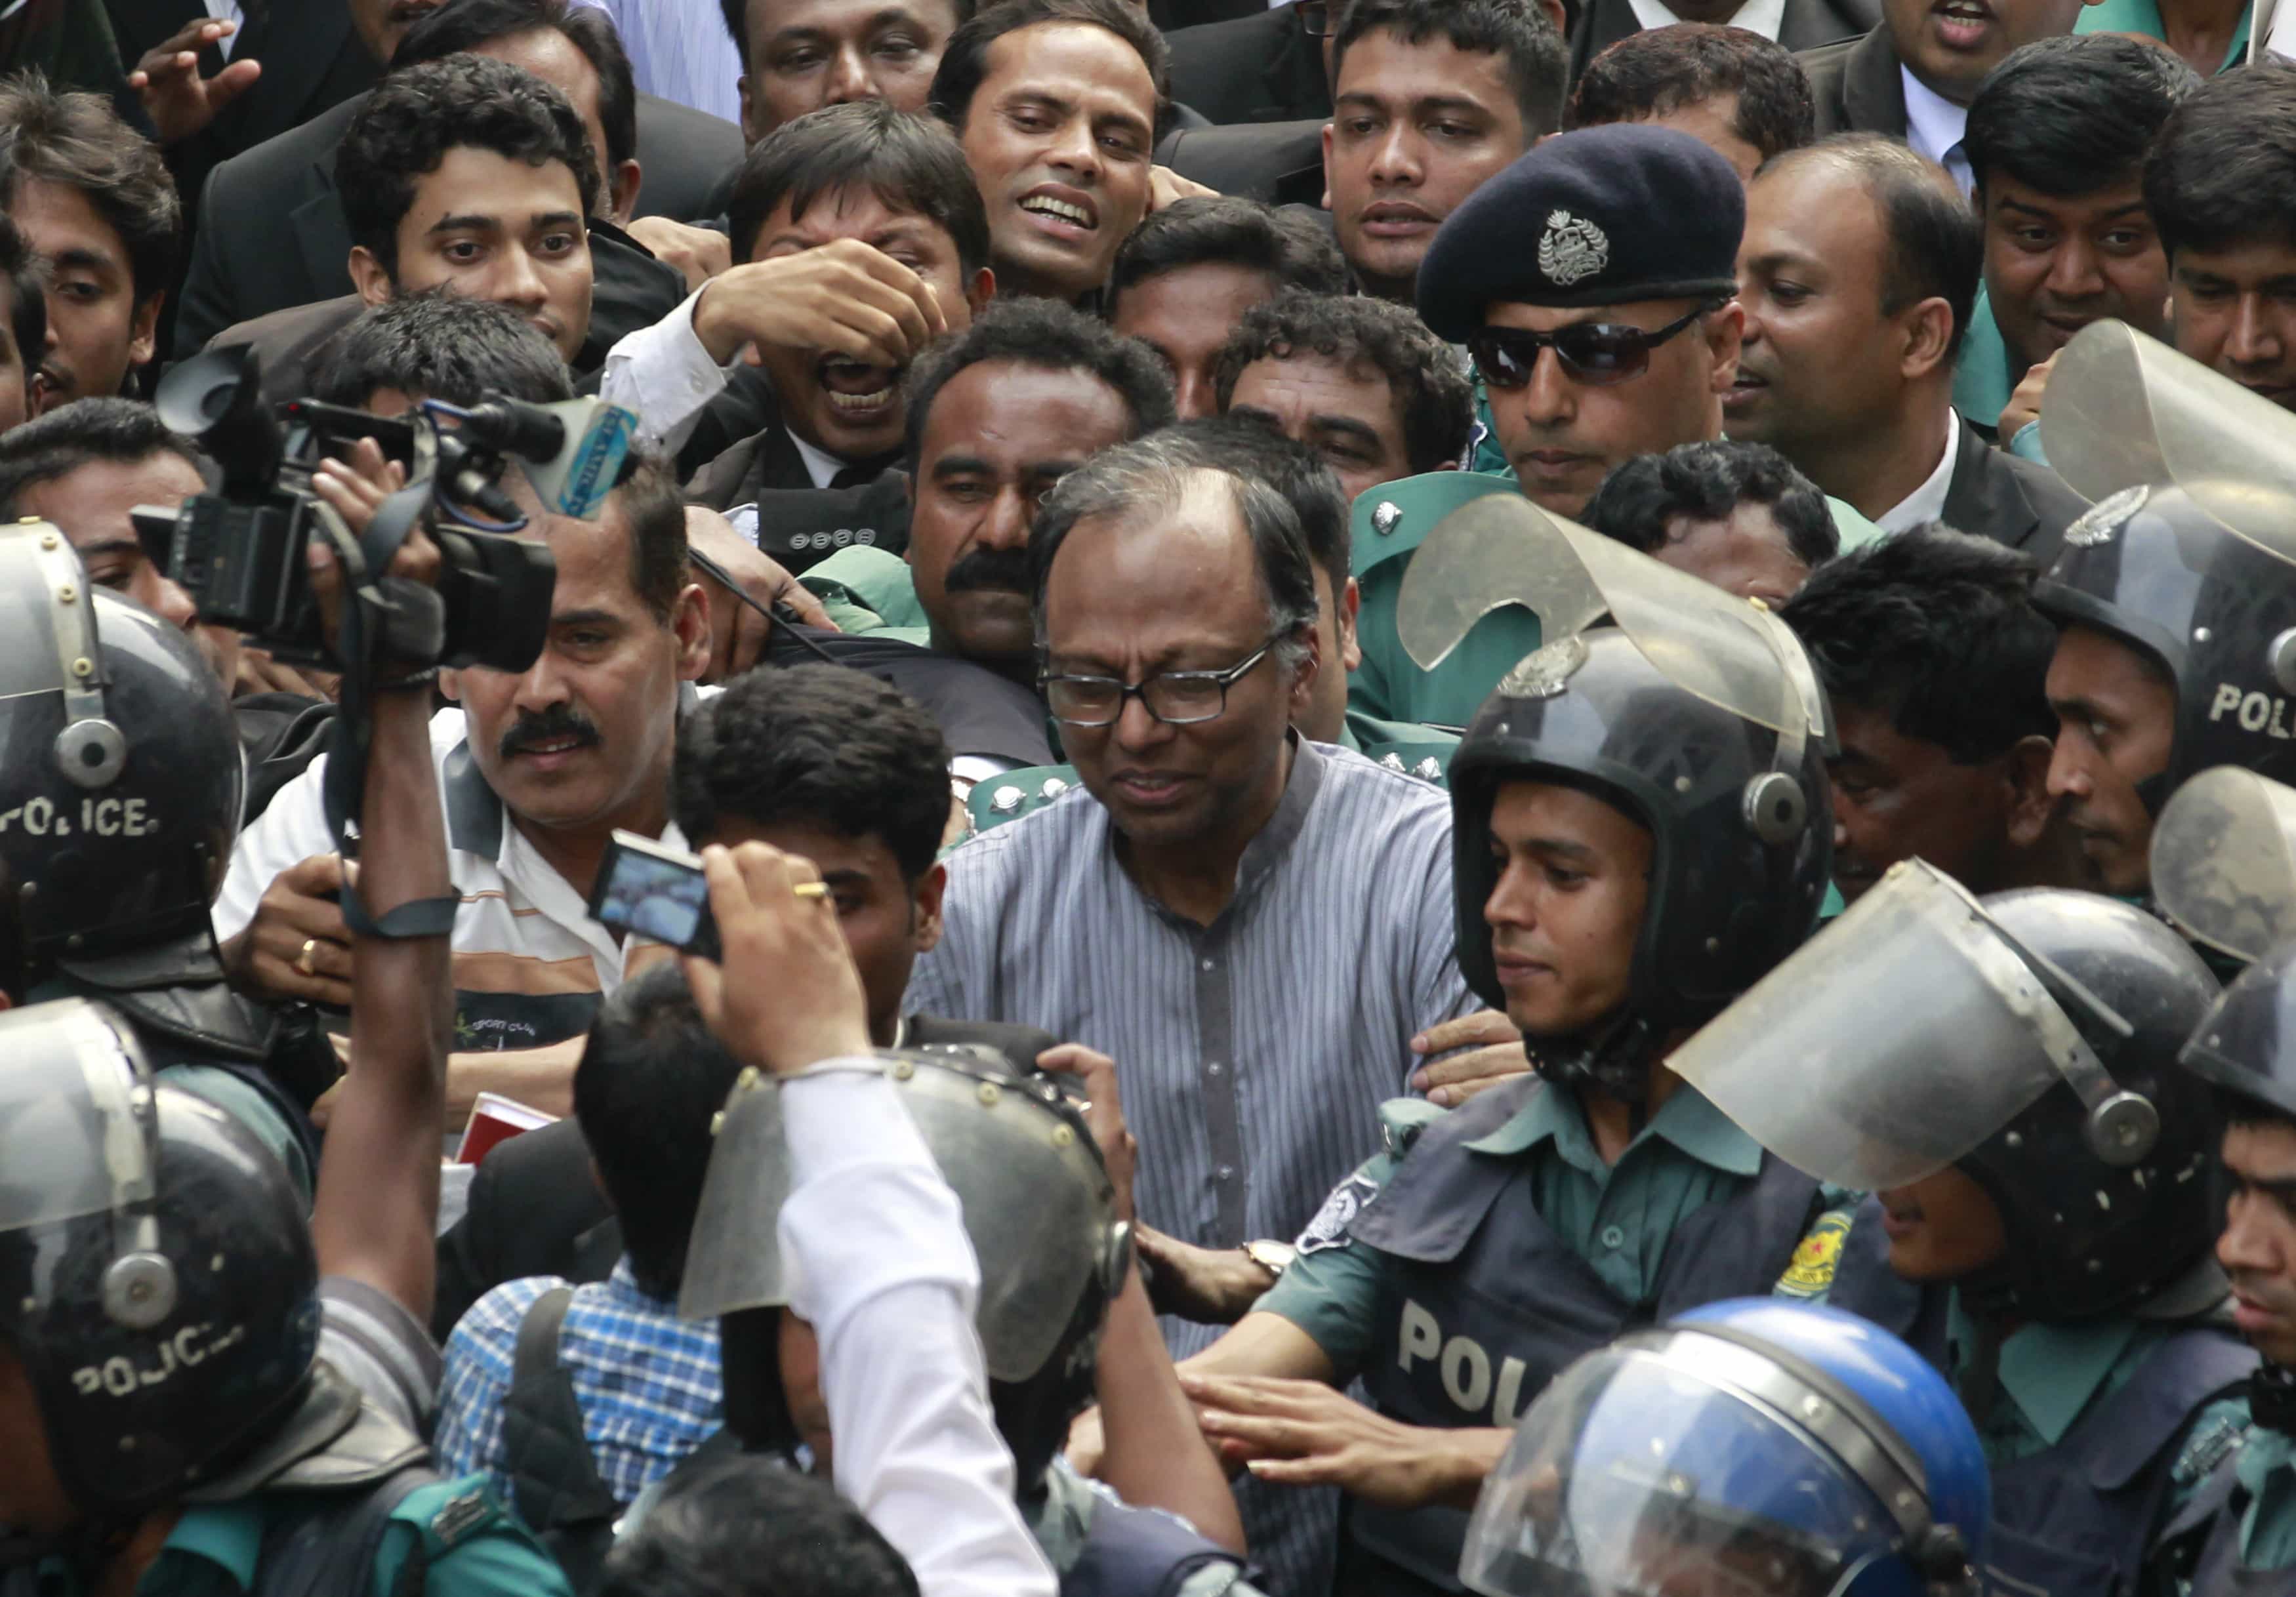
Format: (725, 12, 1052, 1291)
(2182, 939, 2296, 1127)
(1460, 1298, 1989, 1597)
(0, 998, 323, 1528)
(682, 1049, 1134, 1495)
(0, 525, 244, 984)
(2034, 321, 2296, 807)
(2152, 766, 2296, 970)
(1674, 862, 2223, 1322)
(1398, 492, 1832, 1100)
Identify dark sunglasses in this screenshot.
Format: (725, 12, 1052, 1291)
(1467, 300, 1720, 390)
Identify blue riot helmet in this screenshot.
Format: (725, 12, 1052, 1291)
(1460, 1299, 1988, 1597)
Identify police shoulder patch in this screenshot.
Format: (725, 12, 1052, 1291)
(2173, 1407, 2251, 1486)
(1773, 1208, 1854, 1299)
(2064, 484, 2149, 548)
(1296, 1173, 1382, 1256)
(426, 1487, 499, 1550)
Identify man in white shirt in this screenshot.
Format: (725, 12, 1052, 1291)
(213, 451, 712, 1126)
(1797, 0, 2085, 197)
(1731, 135, 2087, 556)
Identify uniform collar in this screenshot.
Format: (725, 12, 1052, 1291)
(1464, 1078, 1765, 1177)
(1951, 1295, 2141, 1446)
(144, 1501, 268, 1592)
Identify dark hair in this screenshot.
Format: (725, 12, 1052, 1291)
(1767, 134, 1980, 358)
(1332, 0, 1569, 138)
(614, 449, 691, 623)
(929, 0, 1169, 132)
(394, 0, 638, 178)
(718, 0, 976, 71)
(2146, 57, 2296, 262)
(1780, 523, 2055, 764)
(1565, 23, 1814, 165)
(1029, 428, 1322, 665)
(0, 212, 43, 382)
(1153, 416, 1351, 596)
(726, 100, 990, 273)
(1580, 440, 1835, 571)
(672, 664, 953, 880)
(1210, 292, 1473, 478)
(902, 296, 1176, 474)
(337, 55, 602, 275)
(316, 293, 574, 409)
(0, 397, 207, 518)
(598, 1444, 920, 1597)
(0, 71, 182, 304)
(1965, 36, 2196, 202)
(572, 963, 746, 1299)
(1107, 195, 1353, 313)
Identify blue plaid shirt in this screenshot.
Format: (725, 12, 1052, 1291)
(434, 1261, 724, 1508)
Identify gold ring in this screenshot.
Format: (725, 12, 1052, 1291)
(792, 881, 830, 901)
(296, 938, 319, 977)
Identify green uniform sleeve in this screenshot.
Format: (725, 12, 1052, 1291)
(1255, 1137, 1414, 1377)
(370, 1476, 577, 1597)
(159, 1063, 313, 1203)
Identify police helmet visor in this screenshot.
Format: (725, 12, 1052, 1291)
(1668, 862, 2101, 1192)
(0, 999, 158, 1231)
(2152, 767, 2296, 965)
(680, 1053, 1130, 1384)
(1460, 1342, 1904, 1597)
(1395, 494, 1827, 746)
(2041, 320, 2296, 569)
(2182, 939, 2296, 1122)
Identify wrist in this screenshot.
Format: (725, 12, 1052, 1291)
(689, 279, 746, 366)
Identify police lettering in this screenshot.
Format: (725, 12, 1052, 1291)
(0, 796, 152, 836)
(68, 1322, 246, 1397)
(2209, 683, 2296, 740)
(1396, 1297, 1533, 1426)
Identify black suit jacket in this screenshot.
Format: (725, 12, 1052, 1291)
(1797, 24, 1906, 138)
(1157, 119, 1330, 212)
(1939, 414, 2088, 570)
(173, 89, 743, 359)
(430, 1015, 1064, 1338)
(1168, 4, 1333, 127)
(200, 223, 687, 399)
(1569, 0, 1877, 78)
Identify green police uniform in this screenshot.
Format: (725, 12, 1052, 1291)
(1953, 285, 2017, 437)
(1256, 1089, 1862, 1369)
(28, 1474, 569, 1597)
(1347, 474, 1885, 731)
(1942, 1292, 2251, 1539)
(2235, 1426, 2296, 1568)
(2075, 0, 2250, 70)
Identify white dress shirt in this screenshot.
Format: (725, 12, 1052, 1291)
(1900, 68, 1973, 196)
(1624, 0, 1789, 39)
(1876, 411, 1961, 535)
(780, 1065, 1059, 1597)
(204, 0, 245, 57)
(599, 287, 740, 457)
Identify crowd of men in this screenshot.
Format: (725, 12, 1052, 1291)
(6, 0, 2296, 1591)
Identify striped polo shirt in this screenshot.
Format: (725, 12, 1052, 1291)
(213, 698, 703, 1051)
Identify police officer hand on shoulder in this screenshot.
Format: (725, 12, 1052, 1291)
(1167, 496, 1907, 1597)
(0, 445, 571, 1597)
(1673, 862, 2248, 1597)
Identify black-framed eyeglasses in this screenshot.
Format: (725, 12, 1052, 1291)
(1297, 0, 1334, 36)
(1040, 635, 1284, 728)
(1467, 300, 1719, 391)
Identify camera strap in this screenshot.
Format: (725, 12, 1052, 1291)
(321, 481, 460, 942)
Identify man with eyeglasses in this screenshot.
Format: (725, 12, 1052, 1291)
(1348, 123, 1878, 731)
(905, 422, 1478, 1597)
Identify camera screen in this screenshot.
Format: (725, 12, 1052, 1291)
(598, 847, 709, 948)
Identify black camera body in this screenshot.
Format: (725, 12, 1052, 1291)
(136, 348, 567, 674)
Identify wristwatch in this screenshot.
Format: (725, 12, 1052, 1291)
(1242, 1239, 1298, 1282)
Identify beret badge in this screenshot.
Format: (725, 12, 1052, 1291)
(1537, 209, 1609, 288)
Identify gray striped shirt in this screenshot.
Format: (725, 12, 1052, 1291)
(907, 738, 1477, 1306)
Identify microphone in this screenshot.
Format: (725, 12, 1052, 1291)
(460, 397, 638, 520)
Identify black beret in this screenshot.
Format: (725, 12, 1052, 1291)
(1415, 123, 1745, 342)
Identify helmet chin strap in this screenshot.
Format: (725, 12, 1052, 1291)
(1528, 1009, 1664, 1106)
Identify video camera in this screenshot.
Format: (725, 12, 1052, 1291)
(133, 346, 636, 674)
